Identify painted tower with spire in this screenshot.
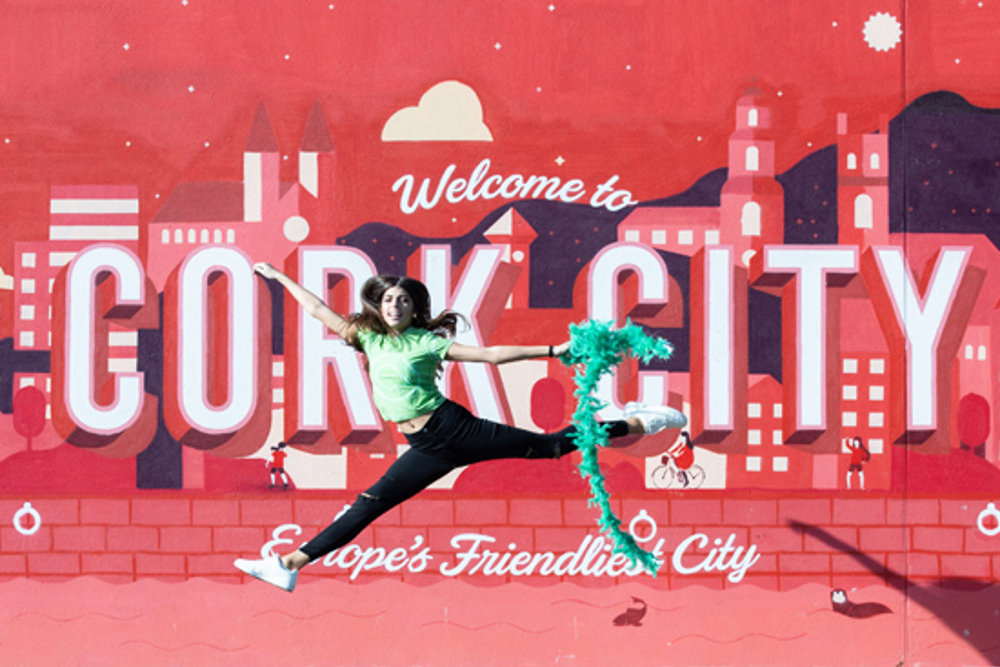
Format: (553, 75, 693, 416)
(719, 87, 784, 280)
(836, 112, 889, 249)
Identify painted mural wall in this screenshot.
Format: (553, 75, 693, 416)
(2, 1, 1000, 665)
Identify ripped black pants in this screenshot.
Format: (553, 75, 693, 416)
(299, 399, 630, 561)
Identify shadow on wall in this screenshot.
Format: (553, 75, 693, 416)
(790, 520, 1000, 665)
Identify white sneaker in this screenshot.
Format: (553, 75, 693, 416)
(234, 555, 298, 592)
(624, 402, 687, 434)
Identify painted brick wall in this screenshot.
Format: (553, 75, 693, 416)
(1, 492, 998, 590)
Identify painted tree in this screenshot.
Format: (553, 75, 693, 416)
(956, 393, 990, 457)
(12, 385, 46, 450)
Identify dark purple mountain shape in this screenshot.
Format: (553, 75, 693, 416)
(889, 90, 1000, 243)
(640, 167, 727, 208)
(778, 146, 840, 245)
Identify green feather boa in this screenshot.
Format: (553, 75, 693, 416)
(559, 319, 674, 575)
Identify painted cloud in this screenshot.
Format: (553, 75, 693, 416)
(382, 80, 493, 142)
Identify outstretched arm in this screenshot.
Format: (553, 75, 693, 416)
(445, 340, 570, 365)
(254, 262, 353, 340)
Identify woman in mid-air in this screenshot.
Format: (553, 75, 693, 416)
(235, 262, 686, 591)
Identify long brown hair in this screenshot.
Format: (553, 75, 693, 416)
(345, 274, 465, 350)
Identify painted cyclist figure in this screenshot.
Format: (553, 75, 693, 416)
(235, 262, 687, 591)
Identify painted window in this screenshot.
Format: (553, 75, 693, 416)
(854, 194, 873, 229)
(741, 202, 761, 236)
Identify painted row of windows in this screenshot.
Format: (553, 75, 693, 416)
(845, 152, 882, 171)
(964, 344, 989, 360)
(622, 202, 765, 248)
(21, 252, 77, 271)
(19, 325, 138, 350)
(843, 411, 885, 428)
(748, 429, 784, 446)
(160, 228, 237, 245)
(843, 358, 886, 374)
(748, 402, 782, 419)
(843, 385, 885, 401)
(20, 278, 57, 295)
(746, 455, 787, 472)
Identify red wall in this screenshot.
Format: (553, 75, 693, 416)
(1, 492, 997, 590)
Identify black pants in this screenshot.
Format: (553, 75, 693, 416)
(299, 400, 630, 561)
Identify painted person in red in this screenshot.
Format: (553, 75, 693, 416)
(663, 431, 695, 487)
(844, 436, 871, 490)
(267, 442, 292, 490)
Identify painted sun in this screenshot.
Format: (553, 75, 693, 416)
(863, 12, 902, 52)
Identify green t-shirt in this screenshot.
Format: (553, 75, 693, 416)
(357, 327, 454, 422)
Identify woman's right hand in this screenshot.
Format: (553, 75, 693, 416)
(254, 262, 279, 279)
(552, 340, 571, 357)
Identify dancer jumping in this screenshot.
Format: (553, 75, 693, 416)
(235, 262, 686, 591)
